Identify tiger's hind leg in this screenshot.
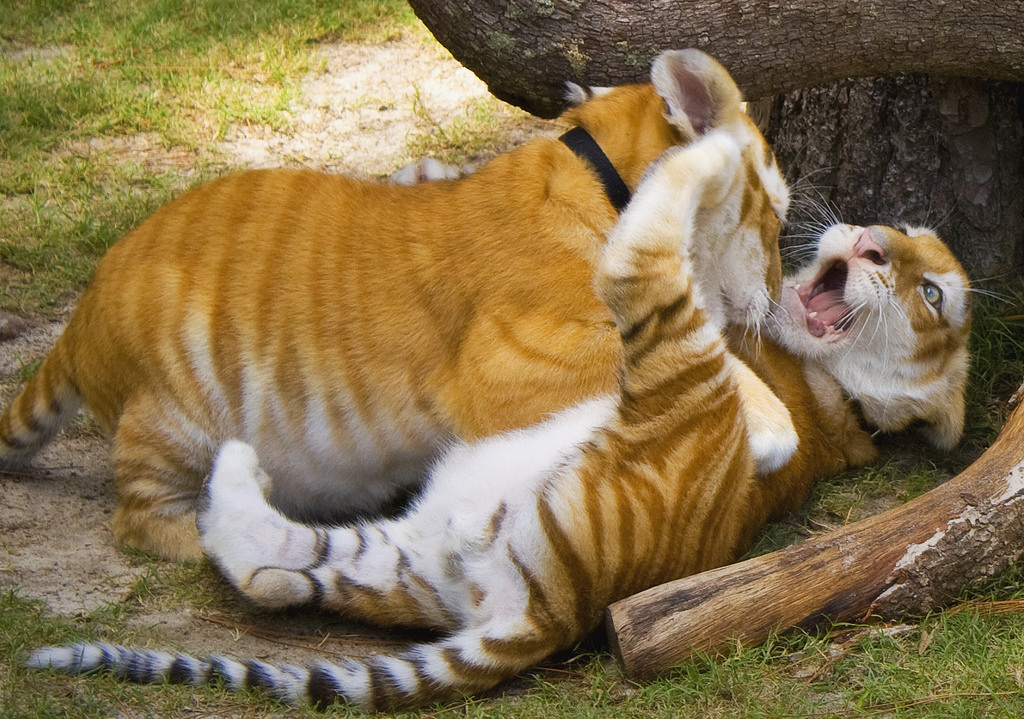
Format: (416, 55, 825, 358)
(197, 440, 329, 608)
(110, 395, 216, 561)
(200, 441, 455, 628)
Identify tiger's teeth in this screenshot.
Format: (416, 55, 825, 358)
(809, 311, 818, 318)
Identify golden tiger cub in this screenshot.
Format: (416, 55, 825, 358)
(0, 49, 790, 560)
(28, 120, 800, 711)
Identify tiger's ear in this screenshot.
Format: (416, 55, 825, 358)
(651, 49, 745, 139)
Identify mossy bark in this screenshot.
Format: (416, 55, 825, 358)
(407, 0, 1024, 119)
(763, 76, 1024, 281)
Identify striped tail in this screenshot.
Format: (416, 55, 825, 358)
(0, 338, 82, 469)
(27, 627, 549, 711)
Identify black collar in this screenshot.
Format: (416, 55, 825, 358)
(559, 127, 631, 212)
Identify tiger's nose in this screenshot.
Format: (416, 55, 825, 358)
(854, 227, 888, 266)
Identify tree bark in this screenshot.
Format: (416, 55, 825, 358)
(408, 1, 1024, 279)
(407, 0, 1024, 118)
(762, 76, 1024, 282)
(606, 384, 1024, 681)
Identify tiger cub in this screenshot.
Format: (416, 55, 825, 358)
(29, 122, 798, 711)
(0, 49, 788, 561)
(384, 161, 973, 524)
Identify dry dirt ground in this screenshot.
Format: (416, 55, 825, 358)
(0, 35, 554, 669)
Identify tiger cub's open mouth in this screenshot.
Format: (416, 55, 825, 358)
(785, 227, 889, 340)
(795, 261, 853, 338)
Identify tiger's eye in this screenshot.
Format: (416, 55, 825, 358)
(922, 283, 943, 310)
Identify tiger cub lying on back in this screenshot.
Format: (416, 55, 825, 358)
(0, 49, 791, 560)
(27, 221, 974, 711)
(29, 119, 800, 711)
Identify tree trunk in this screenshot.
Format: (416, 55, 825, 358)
(606, 385, 1024, 681)
(761, 76, 1024, 282)
(407, 0, 1024, 119)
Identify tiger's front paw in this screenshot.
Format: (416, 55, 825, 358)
(725, 356, 799, 476)
(601, 132, 743, 275)
(749, 414, 799, 476)
(197, 441, 318, 607)
(676, 131, 743, 207)
(659, 132, 740, 191)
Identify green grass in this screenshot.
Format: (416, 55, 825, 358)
(0, 0, 418, 313)
(965, 284, 1024, 440)
(6, 580, 1024, 718)
(3, 1, 1024, 717)
(0, 0, 535, 314)
(405, 92, 537, 165)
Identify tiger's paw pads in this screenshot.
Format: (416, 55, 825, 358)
(243, 567, 318, 608)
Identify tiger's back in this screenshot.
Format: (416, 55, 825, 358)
(28, 152, 623, 550)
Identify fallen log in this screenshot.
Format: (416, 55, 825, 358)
(407, 0, 1024, 117)
(606, 381, 1024, 680)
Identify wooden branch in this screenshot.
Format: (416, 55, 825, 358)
(606, 382, 1024, 681)
(408, 0, 1024, 117)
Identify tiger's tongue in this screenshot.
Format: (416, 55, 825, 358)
(805, 290, 847, 337)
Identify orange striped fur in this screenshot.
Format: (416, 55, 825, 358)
(22, 53, 973, 707)
(0, 50, 790, 560)
(28, 123, 798, 711)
